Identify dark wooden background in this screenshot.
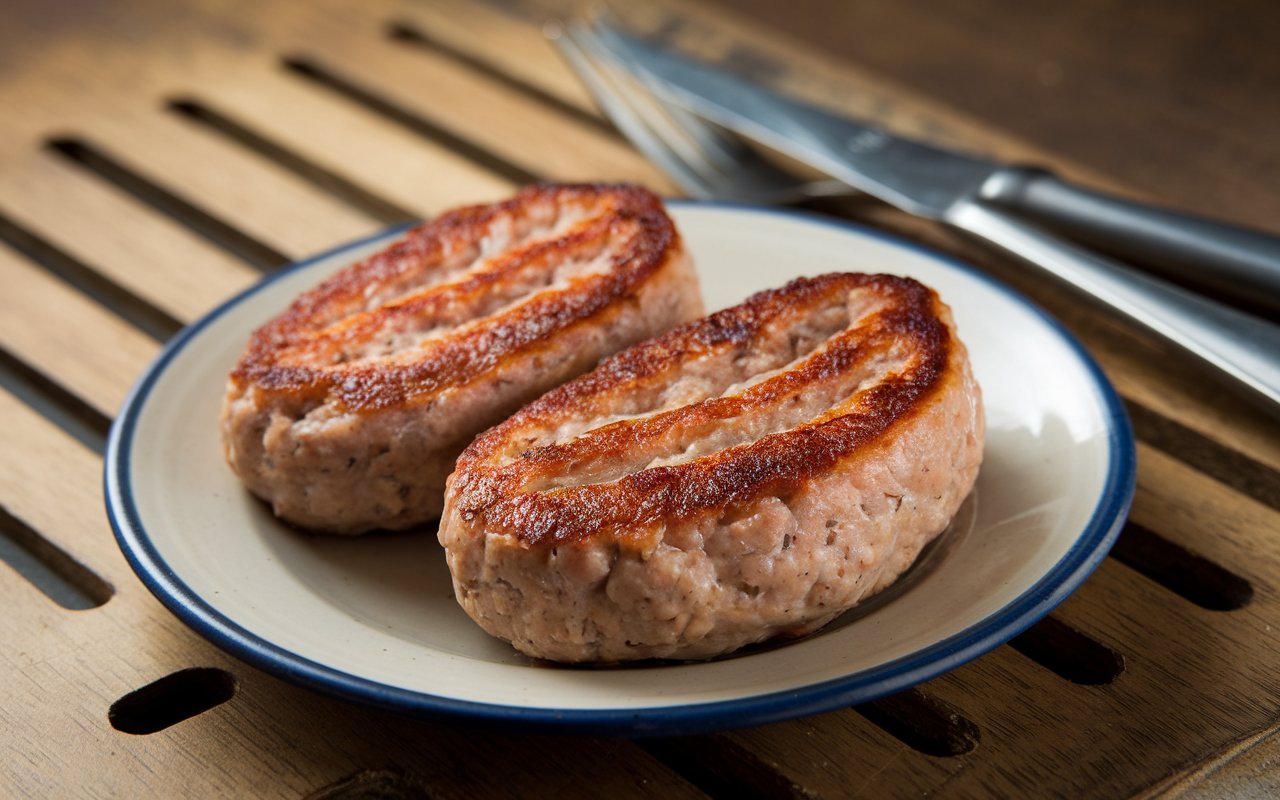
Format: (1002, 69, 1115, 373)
(705, 0, 1280, 232)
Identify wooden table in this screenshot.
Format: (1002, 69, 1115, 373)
(3, 0, 1277, 796)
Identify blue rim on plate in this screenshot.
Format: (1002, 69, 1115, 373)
(104, 200, 1136, 736)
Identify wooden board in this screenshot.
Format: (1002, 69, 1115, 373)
(2, 0, 1277, 796)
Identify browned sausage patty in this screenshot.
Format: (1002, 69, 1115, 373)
(440, 273, 983, 661)
(221, 184, 702, 534)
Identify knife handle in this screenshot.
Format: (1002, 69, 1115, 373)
(978, 166, 1280, 315)
(947, 200, 1280, 415)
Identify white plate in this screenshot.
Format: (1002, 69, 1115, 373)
(105, 202, 1135, 735)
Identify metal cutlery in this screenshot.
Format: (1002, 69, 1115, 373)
(591, 19, 1280, 313)
(551, 18, 1280, 414)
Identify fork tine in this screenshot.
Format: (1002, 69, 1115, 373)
(546, 21, 719, 199)
(571, 21, 729, 182)
(588, 15, 748, 173)
(551, 16, 851, 205)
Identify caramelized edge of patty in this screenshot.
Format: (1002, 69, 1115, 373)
(450, 273, 957, 546)
(227, 183, 682, 412)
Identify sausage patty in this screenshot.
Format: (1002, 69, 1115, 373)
(221, 184, 702, 534)
(440, 273, 983, 662)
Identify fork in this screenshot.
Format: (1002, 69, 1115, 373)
(546, 20, 845, 205)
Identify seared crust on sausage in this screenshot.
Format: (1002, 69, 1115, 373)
(440, 273, 983, 661)
(221, 184, 702, 534)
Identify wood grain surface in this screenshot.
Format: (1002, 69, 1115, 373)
(1, 0, 1276, 797)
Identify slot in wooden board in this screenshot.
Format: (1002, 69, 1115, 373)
(68, 108, 385, 259)
(0, 247, 158, 417)
(187, 68, 516, 218)
(0, 156, 260, 323)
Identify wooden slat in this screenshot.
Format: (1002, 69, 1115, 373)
(190, 67, 515, 217)
(0, 156, 259, 323)
(1, 396, 135, 582)
(1150, 723, 1280, 799)
(705, 697, 974, 797)
(75, 109, 383, 260)
(281, 5, 674, 189)
(1129, 443, 1279, 584)
(0, 247, 158, 417)
(388, 0, 603, 115)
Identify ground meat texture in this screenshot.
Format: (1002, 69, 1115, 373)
(220, 184, 703, 534)
(440, 273, 984, 662)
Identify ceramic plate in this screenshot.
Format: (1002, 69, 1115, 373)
(105, 202, 1135, 735)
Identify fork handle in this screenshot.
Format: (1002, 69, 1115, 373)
(946, 199, 1280, 415)
(978, 166, 1280, 314)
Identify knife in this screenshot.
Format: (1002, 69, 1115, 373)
(594, 21, 1280, 413)
(598, 23, 1280, 313)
